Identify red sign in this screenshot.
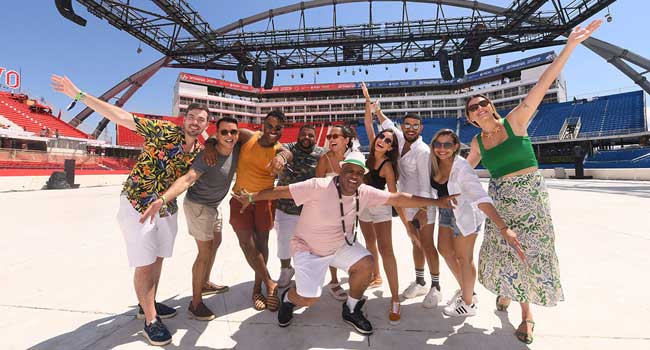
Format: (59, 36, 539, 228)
(0, 67, 20, 89)
(179, 72, 356, 94)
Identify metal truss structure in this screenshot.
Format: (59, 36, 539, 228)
(56, 0, 650, 138)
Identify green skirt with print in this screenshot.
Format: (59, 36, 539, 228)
(478, 171, 564, 306)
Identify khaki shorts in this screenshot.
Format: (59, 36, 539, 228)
(184, 197, 222, 241)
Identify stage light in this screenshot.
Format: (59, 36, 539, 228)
(365, 69, 368, 75)
(405, 67, 408, 73)
(337, 70, 340, 76)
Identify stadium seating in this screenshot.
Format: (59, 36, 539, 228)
(0, 92, 88, 138)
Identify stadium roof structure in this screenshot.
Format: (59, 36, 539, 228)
(56, 0, 650, 138)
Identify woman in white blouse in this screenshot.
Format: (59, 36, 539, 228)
(428, 129, 525, 317)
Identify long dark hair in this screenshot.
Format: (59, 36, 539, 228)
(330, 124, 355, 150)
(464, 94, 501, 127)
(366, 129, 399, 181)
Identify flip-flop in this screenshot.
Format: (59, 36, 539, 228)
(515, 320, 535, 344)
(266, 286, 280, 312)
(252, 292, 267, 311)
(496, 295, 510, 312)
(327, 282, 348, 301)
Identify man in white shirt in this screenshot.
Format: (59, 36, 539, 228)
(375, 107, 443, 308)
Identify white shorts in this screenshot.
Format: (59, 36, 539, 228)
(404, 206, 436, 225)
(294, 242, 371, 298)
(359, 204, 392, 223)
(117, 196, 178, 267)
(274, 209, 299, 260)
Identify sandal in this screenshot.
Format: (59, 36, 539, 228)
(252, 292, 267, 311)
(327, 282, 348, 301)
(496, 295, 510, 312)
(368, 276, 383, 289)
(266, 286, 280, 312)
(515, 320, 535, 344)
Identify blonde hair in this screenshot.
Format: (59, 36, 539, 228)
(429, 129, 460, 179)
(464, 94, 501, 127)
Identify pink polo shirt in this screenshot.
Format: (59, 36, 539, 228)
(289, 177, 391, 257)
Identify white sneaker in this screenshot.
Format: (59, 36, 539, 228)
(422, 287, 442, 308)
(401, 281, 428, 300)
(277, 267, 295, 288)
(443, 299, 477, 317)
(446, 289, 463, 307)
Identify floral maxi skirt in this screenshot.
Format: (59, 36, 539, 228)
(478, 171, 564, 306)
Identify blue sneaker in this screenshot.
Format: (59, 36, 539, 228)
(142, 316, 172, 346)
(137, 302, 177, 319)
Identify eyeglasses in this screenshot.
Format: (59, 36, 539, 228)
(326, 133, 344, 140)
(219, 129, 239, 136)
(403, 123, 420, 130)
(377, 133, 393, 145)
(264, 123, 282, 132)
(467, 100, 490, 113)
(433, 141, 456, 149)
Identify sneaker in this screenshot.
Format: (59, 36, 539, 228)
(277, 289, 295, 327)
(142, 316, 172, 346)
(201, 283, 229, 296)
(401, 281, 428, 300)
(277, 267, 295, 288)
(443, 299, 477, 317)
(388, 301, 401, 325)
(422, 288, 442, 308)
(342, 299, 373, 335)
(446, 290, 478, 306)
(188, 302, 216, 321)
(137, 302, 178, 320)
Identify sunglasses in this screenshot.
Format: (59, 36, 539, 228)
(377, 133, 393, 145)
(434, 141, 456, 149)
(264, 123, 283, 132)
(326, 133, 345, 140)
(467, 100, 490, 113)
(219, 129, 239, 136)
(403, 123, 420, 130)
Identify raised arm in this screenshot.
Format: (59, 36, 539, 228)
(507, 20, 602, 133)
(139, 168, 203, 223)
(51, 75, 136, 130)
(361, 82, 376, 143)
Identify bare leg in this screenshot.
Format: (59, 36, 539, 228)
(203, 230, 222, 286)
(134, 257, 163, 323)
(419, 224, 440, 275)
(192, 239, 214, 307)
(374, 221, 398, 302)
(234, 229, 276, 294)
(438, 227, 462, 286)
(360, 220, 381, 280)
(452, 233, 477, 304)
(348, 255, 374, 299)
(253, 230, 272, 292)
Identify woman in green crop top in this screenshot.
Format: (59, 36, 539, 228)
(464, 19, 602, 345)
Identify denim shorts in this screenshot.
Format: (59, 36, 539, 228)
(438, 208, 481, 237)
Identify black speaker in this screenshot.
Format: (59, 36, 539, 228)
(264, 60, 275, 90)
(45, 171, 70, 190)
(55, 0, 87, 26)
(64, 159, 76, 187)
(252, 64, 262, 88)
(438, 50, 453, 81)
(236, 64, 248, 84)
(453, 54, 465, 78)
(467, 50, 482, 73)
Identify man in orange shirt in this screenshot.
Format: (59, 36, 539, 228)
(230, 110, 288, 312)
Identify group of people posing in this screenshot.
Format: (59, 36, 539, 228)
(50, 19, 601, 347)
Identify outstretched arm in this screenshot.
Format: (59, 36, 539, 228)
(51, 75, 136, 130)
(232, 186, 292, 213)
(507, 20, 602, 133)
(386, 192, 458, 209)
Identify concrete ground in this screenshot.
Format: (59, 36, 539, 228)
(1, 178, 649, 350)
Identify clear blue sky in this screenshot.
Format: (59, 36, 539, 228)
(2, 0, 648, 140)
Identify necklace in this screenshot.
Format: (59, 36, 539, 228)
(481, 124, 502, 139)
(334, 176, 359, 246)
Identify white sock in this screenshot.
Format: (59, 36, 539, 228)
(346, 296, 359, 310)
(283, 291, 291, 303)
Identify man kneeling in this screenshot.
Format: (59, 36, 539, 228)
(234, 151, 457, 334)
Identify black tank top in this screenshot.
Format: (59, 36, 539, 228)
(366, 159, 390, 190)
(430, 177, 449, 197)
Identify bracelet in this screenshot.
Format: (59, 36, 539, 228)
(74, 91, 86, 101)
(277, 153, 287, 164)
(160, 195, 168, 207)
(498, 225, 508, 232)
(247, 193, 254, 203)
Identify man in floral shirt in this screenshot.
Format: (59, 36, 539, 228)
(52, 74, 209, 346)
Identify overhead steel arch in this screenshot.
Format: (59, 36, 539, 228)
(212, 0, 508, 35)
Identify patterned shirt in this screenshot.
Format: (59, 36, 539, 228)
(276, 143, 326, 215)
(121, 116, 202, 215)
